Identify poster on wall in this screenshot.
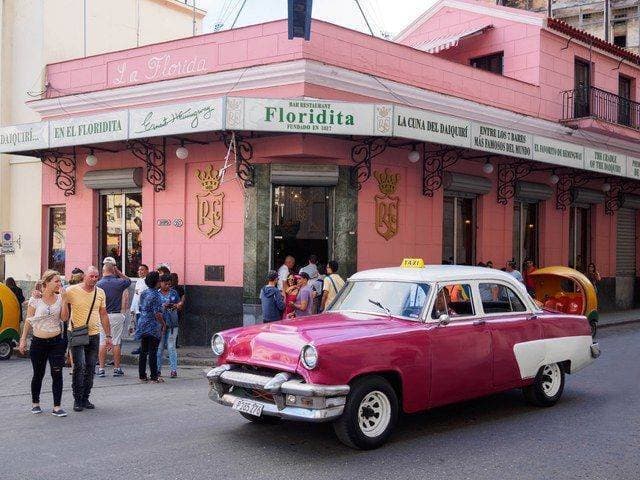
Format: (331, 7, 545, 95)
(129, 98, 224, 139)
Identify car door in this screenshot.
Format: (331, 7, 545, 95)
(478, 281, 542, 388)
(427, 282, 493, 407)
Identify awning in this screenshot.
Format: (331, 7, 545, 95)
(415, 25, 494, 54)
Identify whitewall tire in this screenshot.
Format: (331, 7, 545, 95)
(523, 362, 565, 407)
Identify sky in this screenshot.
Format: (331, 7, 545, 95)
(194, 0, 434, 38)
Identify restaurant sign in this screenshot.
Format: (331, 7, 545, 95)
(584, 148, 627, 176)
(471, 123, 532, 159)
(227, 97, 393, 136)
(627, 157, 640, 180)
(532, 137, 584, 169)
(50, 111, 128, 148)
(0, 122, 49, 153)
(129, 98, 224, 139)
(393, 106, 471, 148)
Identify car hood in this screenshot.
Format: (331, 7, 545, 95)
(221, 311, 414, 372)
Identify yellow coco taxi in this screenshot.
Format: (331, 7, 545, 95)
(528, 266, 599, 338)
(0, 282, 21, 360)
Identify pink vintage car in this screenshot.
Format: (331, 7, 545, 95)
(206, 262, 600, 449)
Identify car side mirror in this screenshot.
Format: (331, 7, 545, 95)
(438, 314, 451, 326)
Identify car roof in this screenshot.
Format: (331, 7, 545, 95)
(350, 265, 520, 285)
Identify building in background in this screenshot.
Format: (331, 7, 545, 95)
(502, 0, 640, 53)
(0, 0, 205, 286)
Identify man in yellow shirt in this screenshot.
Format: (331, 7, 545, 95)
(62, 266, 112, 412)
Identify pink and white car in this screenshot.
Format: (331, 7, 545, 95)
(206, 262, 600, 449)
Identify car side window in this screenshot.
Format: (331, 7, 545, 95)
(431, 284, 475, 319)
(479, 283, 527, 314)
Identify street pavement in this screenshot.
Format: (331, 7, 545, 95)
(1, 323, 639, 480)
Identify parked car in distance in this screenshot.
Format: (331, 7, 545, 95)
(206, 260, 600, 449)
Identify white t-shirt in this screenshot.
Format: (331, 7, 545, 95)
(300, 263, 319, 280)
(277, 264, 289, 291)
(27, 294, 63, 319)
(130, 277, 149, 314)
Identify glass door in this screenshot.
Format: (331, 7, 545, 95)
(100, 191, 142, 277)
(442, 196, 475, 265)
(48, 206, 67, 274)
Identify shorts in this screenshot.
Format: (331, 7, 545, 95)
(100, 313, 125, 345)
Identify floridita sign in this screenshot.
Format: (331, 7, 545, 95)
(2, 96, 640, 183)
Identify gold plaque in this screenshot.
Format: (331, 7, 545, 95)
(374, 168, 399, 241)
(196, 165, 225, 238)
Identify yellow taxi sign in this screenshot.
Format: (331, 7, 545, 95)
(401, 258, 425, 268)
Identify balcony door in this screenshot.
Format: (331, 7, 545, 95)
(619, 76, 632, 127)
(574, 59, 591, 118)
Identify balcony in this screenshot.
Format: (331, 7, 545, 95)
(562, 86, 640, 131)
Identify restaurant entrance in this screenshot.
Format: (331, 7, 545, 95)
(272, 185, 332, 271)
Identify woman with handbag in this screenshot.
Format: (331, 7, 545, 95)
(18, 270, 67, 417)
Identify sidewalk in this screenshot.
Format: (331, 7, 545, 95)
(598, 308, 640, 328)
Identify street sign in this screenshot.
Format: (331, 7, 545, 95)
(1, 232, 14, 254)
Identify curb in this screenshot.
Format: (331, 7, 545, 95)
(120, 353, 212, 367)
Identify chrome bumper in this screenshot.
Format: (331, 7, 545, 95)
(206, 364, 349, 423)
(590, 342, 601, 358)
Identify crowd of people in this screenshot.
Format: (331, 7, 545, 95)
(259, 254, 345, 322)
(11, 259, 185, 416)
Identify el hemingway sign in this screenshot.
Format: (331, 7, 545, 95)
(2, 96, 640, 183)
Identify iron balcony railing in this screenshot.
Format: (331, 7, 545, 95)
(562, 86, 640, 131)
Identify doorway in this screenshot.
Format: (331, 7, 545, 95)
(99, 191, 143, 277)
(272, 185, 331, 271)
(574, 58, 591, 118)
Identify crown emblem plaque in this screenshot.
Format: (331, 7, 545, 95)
(374, 168, 399, 241)
(195, 164, 224, 238)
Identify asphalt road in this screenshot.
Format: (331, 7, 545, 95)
(1, 324, 639, 480)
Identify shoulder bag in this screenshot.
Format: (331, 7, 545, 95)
(69, 288, 97, 347)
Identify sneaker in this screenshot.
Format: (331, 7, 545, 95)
(31, 406, 42, 414)
(83, 400, 95, 410)
(113, 368, 124, 377)
(52, 409, 67, 417)
(97, 368, 106, 378)
(131, 348, 141, 355)
(73, 401, 84, 412)
(170, 370, 177, 378)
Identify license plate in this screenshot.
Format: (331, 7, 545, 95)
(232, 398, 264, 417)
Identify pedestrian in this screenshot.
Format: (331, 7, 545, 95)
(289, 272, 315, 318)
(133, 271, 165, 383)
(277, 255, 295, 291)
(96, 261, 131, 377)
(157, 264, 171, 276)
(587, 263, 602, 293)
(486, 260, 494, 269)
(505, 260, 524, 283)
(299, 254, 319, 279)
(129, 264, 150, 355)
(311, 264, 325, 314)
(283, 273, 299, 319)
(18, 270, 67, 417)
(169, 272, 185, 348)
(63, 266, 112, 412)
(321, 260, 345, 312)
(260, 270, 285, 322)
(156, 274, 180, 378)
(4, 277, 25, 307)
(522, 259, 537, 295)
(65, 268, 84, 373)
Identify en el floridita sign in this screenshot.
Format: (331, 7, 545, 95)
(1, 96, 640, 182)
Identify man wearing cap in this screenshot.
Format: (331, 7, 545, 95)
(96, 257, 131, 377)
(259, 270, 285, 323)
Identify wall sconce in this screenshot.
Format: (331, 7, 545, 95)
(85, 149, 98, 167)
(408, 147, 420, 164)
(601, 182, 611, 192)
(549, 173, 560, 185)
(482, 160, 494, 174)
(176, 141, 189, 160)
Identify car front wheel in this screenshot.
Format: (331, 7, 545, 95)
(523, 362, 565, 407)
(333, 375, 398, 450)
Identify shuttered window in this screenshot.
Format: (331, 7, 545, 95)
(616, 208, 636, 276)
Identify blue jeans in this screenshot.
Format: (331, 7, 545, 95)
(157, 327, 178, 372)
(71, 334, 99, 402)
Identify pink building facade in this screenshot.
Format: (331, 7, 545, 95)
(3, 0, 640, 344)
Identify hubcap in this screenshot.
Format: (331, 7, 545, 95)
(540, 364, 561, 397)
(357, 390, 391, 438)
(0, 342, 10, 358)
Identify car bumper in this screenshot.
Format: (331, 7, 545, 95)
(206, 364, 349, 423)
(590, 342, 601, 358)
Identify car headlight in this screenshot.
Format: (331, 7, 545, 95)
(300, 344, 318, 370)
(211, 334, 225, 356)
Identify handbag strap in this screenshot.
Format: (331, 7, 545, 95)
(327, 274, 339, 294)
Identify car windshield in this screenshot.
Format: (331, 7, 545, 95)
(328, 281, 431, 320)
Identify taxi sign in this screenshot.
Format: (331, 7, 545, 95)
(401, 258, 424, 268)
